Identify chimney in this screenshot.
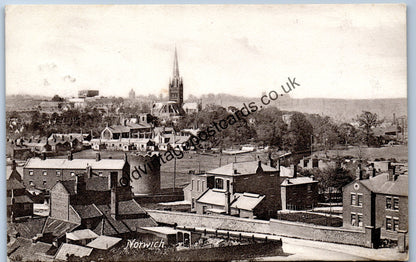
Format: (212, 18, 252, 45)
(12, 160, 17, 170)
(291, 164, 297, 178)
(356, 164, 363, 180)
(388, 165, 396, 181)
(96, 153, 101, 162)
(67, 152, 73, 161)
(268, 151, 275, 167)
(86, 165, 92, 178)
(111, 186, 118, 219)
(369, 163, 376, 178)
(225, 180, 231, 215)
(277, 158, 281, 172)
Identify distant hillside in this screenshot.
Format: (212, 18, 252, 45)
(198, 94, 407, 123)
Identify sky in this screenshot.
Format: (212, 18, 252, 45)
(5, 4, 407, 99)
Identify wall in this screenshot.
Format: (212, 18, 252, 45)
(147, 210, 376, 248)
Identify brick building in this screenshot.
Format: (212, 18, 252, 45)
(280, 175, 319, 210)
(189, 161, 282, 219)
(23, 153, 129, 190)
(342, 165, 408, 240)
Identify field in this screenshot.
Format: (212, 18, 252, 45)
(72, 149, 270, 189)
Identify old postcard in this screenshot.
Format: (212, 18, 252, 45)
(5, 4, 407, 261)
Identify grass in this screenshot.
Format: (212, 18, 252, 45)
(276, 212, 343, 227)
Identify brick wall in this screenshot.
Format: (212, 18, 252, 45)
(147, 210, 375, 247)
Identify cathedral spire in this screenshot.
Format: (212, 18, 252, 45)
(173, 47, 180, 77)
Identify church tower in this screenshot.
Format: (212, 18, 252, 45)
(169, 47, 184, 107)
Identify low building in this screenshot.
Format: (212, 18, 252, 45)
(342, 165, 408, 240)
(22, 153, 129, 190)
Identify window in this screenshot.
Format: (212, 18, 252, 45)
(351, 213, 356, 226)
(197, 180, 200, 191)
(42, 171, 47, 176)
(191, 180, 194, 190)
(29, 181, 34, 186)
(357, 214, 363, 227)
(351, 193, 356, 206)
(70, 172, 75, 177)
(357, 194, 363, 207)
(43, 181, 47, 186)
(191, 198, 195, 209)
(29, 170, 34, 176)
(215, 178, 224, 189)
(393, 218, 399, 231)
(202, 181, 205, 190)
(307, 184, 312, 192)
(98, 172, 103, 177)
(56, 171, 61, 176)
(393, 198, 399, 210)
(202, 206, 207, 214)
(386, 197, 392, 209)
(386, 217, 392, 230)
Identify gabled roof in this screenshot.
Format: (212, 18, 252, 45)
(231, 193, 265, 211)
(7, 177, 25, 190)
(7, 237, 53, 261)
(61, 180, 76, 195)
(206, 161, 278, 176)
(42, 217, 80, 239)
(9, 217, 47, 239)
(7, 195, 33, 205)
(8, 168, 23, 182)
(25, 157, 126, 170)
(360, 173, 408, 197)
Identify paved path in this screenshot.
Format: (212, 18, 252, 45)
(257, 236, 408, 261)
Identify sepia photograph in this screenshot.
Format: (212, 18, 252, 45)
(5, 4, 408, 261)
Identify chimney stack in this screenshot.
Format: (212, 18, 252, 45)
(67, 152, 73, 161)
(96, 152, 101, 162)
(369, 163, 376, 178)
(388, 165, 396, 181)
(277, 158, 281, 172)
(225, 180, 231, 215)
(356, 164, 363, 180)
(291, 164, 297, 178)
(86, 165, 92, 178)
(12, 160, 17, 170)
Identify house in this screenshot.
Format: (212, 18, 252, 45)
(192, 160, 282, 219)
(22, 153, 130, 190)
(7, 164, 34, 221)
(280, 174, 319, 210)
(101, 122, 152, 140)
(195, 189, 266, 219)
(342, 164, 408, 240)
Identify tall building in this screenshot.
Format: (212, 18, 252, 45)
(169, 48, 184, 107)
(129, 88, 136, 99)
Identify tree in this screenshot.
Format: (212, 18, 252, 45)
(356, 111, 383, 146)
(51, 95, 64, 102)
(285, 112, 313, 152)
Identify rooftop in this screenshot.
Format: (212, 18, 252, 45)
(25, 157, 126, 170)
(87, 235, 122, 250)
(66, 229, 99, 241)
(197, 189, 226, 206)
(55, 243, 93, 261)
(281, 176, 318, 186)
(231, 193, 265, 211)
(360, 173, 408, 197)
(206, 161, 278, 176)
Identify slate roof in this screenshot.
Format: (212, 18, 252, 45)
(25, 157, 126, 170)
(9, 217, 47, 239)
(93, 201, 157, 236)
(55, 243, 93, 261)
(85, 176, 109, 191)
(61, 180, 77, 195)
(8, 168, 23, 182)
(72, 204, 103, 219)
(7, 177, 25, 190)
(206, 161, 278, 176)
(7, 237, 53, 261)
(360, 173, 408, 197)
(87, 235, 122, 250)
(7, 195, 33, 205)
(66, 229, 99, 241)
(281, 177, 318, 186)
(108, 123, 151, 133)
(231, 193, 265, 211)
(196, 189, 226, 206)
(42, 217, 80, 239)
